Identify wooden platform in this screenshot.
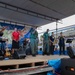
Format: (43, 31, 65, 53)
(0, 55, 69, 71)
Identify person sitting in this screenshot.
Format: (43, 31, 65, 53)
(38, 48, 43, 55)
(21, 39, 31, 55)
(23, 39, 28, 48)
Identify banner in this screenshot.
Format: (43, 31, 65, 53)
(0, 22, 32, 44)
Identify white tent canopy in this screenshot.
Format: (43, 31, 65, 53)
(0, 0, 75, 26)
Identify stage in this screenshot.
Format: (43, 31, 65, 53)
(0, 55, 69, 70)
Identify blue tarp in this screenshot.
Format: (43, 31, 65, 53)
(47, 72, 55, 75)
(20, 28, 33, 45)
(47, 59, 61, 75)
(47, 59, 61, 70)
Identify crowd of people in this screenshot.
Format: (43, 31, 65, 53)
(0, 27, 65, 58)
(43, 29, 65, 55)
(0, 27, 38, 57)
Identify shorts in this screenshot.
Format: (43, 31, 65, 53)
(12, 40, 19, 49)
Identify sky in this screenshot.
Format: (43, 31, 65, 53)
(37, 14, 75, 34)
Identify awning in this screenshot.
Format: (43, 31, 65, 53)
(0, 0, 75, 26)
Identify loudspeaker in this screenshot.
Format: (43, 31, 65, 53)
(67, 46, 75, 58)
(0, 50, 4, 56)
(0, 50, 4, 60)
(61, 58, 75, 75)
(13, 49, 26, 59)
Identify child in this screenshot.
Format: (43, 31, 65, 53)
(38, 48, 43, 55)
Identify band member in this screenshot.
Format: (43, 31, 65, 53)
(30, 27, 38, 56)
(43, 29, 50, 55)
(0, 26, 7, 51)
(58, 32, 65, 55)
(12, 28, 23, 54)
(50, 32, 55, 55)
(0, 26, 7, 36)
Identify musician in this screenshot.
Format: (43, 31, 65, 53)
(58, 32, 65, 55)
(43, 29, 50, 55)
(0, 26, 7, 51)
(50, 32, 55, 55)
(23, 39, 28, 48)
(0, 26, 7, 36)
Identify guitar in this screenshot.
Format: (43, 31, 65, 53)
(50, 38, 58, 45)
(53, 39, 58, 45)
(5, 48, 11, 57)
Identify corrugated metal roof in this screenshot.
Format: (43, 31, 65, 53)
(0, 0, 74, 26)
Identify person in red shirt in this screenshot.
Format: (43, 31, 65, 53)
(12, 28, 22, 54)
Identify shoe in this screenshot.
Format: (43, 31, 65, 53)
(32, 54, 36, 57)
(59, 54, 61, 56)
(42, 52, 45, 55)
(47, 53, 50, 56)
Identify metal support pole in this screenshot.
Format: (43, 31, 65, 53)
(56, 20, 58, 39)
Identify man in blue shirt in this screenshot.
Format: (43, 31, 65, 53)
(50, 32, 55, 55)
(58, 32, 65, 55)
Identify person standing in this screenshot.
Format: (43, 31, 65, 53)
(12, 28, 22, 54)
(43, 29, 50, 55)
(35, 29, 38, 53)
(0, 26, 7, 52)
(50, 32, 55, 55)
(58, 32, 65, 55)
(30, 27, 38, 56)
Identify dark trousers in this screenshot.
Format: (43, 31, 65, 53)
(43, 41, 49, 54)
(59, 45, 65, 55)
(50, 44, 55, 55)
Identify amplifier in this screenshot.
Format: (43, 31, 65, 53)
(61, 58, 75, 75)
(13, 49, 26, 59)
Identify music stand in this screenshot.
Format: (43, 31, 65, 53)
(66, 39, 73, 46)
